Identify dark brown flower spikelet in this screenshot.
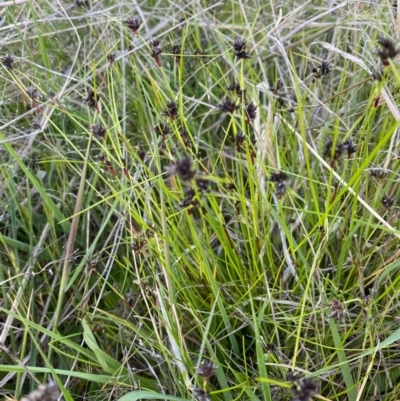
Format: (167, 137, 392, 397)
(196, 176, 211, 192)
(369, 168, 389, 179)
(270, 78, 284, 94)
(153, 122, 171, 139)
(150, 38, 163, 66)
(233, 37, 250, 60)
(377, 36, 400, 66)
(324, 139, 356, 161)
(20, 383, 59, 401)
(195, 48, 206, 63)
(381, 194, 395, 209)
(107, 52, 116, 65)
(123, 16, 141, 33)
(275, 181, 287, 197)
(217, 98, 239, 113)
(162, 100, 179, 119)
(193, 388, 210, 401)
(372, 68, 384, 81)
(245, 101, 257, 121)
(235, 132, 246, 151)
(171, 43, 182, 62)
(168, 156, 195, 181)
(265, 343, 276, 352)
(180, 127, 191, 147)
(329, 299, 346, 320)
(91, 123, 106, 138)
(180, 187, 196, 208)
(312, 59, 330, 82)
(341, 139, 357, 158)
(226, 81, 245, 97)
(75, 0, 89, 6)
(83, 89, 99, 108)
(197, 360, 216, 380)
(26, 86, 38, 100)
(292, 378, 317, 401)
(270, 171, 288, 182)
(1, 54, 14, 69)
(287, 371, 304, 382)
(32, 122, 41, 130)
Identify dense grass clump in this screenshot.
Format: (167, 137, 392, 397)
(1, 2, 400, 401)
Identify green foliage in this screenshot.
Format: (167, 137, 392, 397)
(1, 2, 400, 401)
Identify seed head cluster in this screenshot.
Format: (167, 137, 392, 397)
(123, 16, 141, 33)
(162, 100, 179, 119)
(217, 98, 239, 113)
(376, 36, 400, 67)
(369, 168, 389, 179)
(233, 37, 250, 60)
(312, 59, 331, 81)
(226, 81, 245, 97)
(270, 171, 288, 197)
(328, 299, 346, 320)
(154, 122, 171, 139)
(196, 360, 216, 381)
(168, 156, 196, 181)
(292, 378, 317, 401)
(91, 123, 106, 138)
(245, 101, 257, 121)
(83, 90, 99, 108)
(1, 54, 14, 69)
(381, 194, 394, 209)
(21, 383, 59, 401)
(150, 38, 163, 66)
(323, 139, 356, 161)
(171, 43, 182, 62)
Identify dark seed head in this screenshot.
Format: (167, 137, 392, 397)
(328, 299, 345, 320)
(381, 194, 394, 209)
(341, 139, 357, 158)
(162, 100, 179, 119)
(153, 122, 171, 138)
(91, 123, 106, 138)
(196, 360, 216, 380)
(292, 378, 317, 401)
(31, 122, 41, 130)
(287, 371, 304, 382)
(123, 16, 141, 33)
(196, 177, 211, 192)
(369, 168, 389, 179)
(26, 86, 38, 100)
(377, 36, 400, 66)
(180, 127, 191, 147)
(107, 52, 116, 65)
(193, 388, 210, 401)
(265, 343, 276, 352)
(270, 171, 288, 182)
(245, 101, 257, 121)
(83, 90, 99, 108)
(168, 156, 196, 181)
(372, 68, 384, 81)
(171, 43, 182, 59)
(20, 383, 59, 401)
(233, 37, 250, 60)
(1, 54, 14, 70)
(150, 38, 163, 58)
(275, 181, 287, 197)
(217, 98, 239, 113)
(235, 132, 246, 151)
(226, 81, 245, 97)
(312, 59, 330, 80)
(75, 0, 89, 7)
(179, 187, 196, 208)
